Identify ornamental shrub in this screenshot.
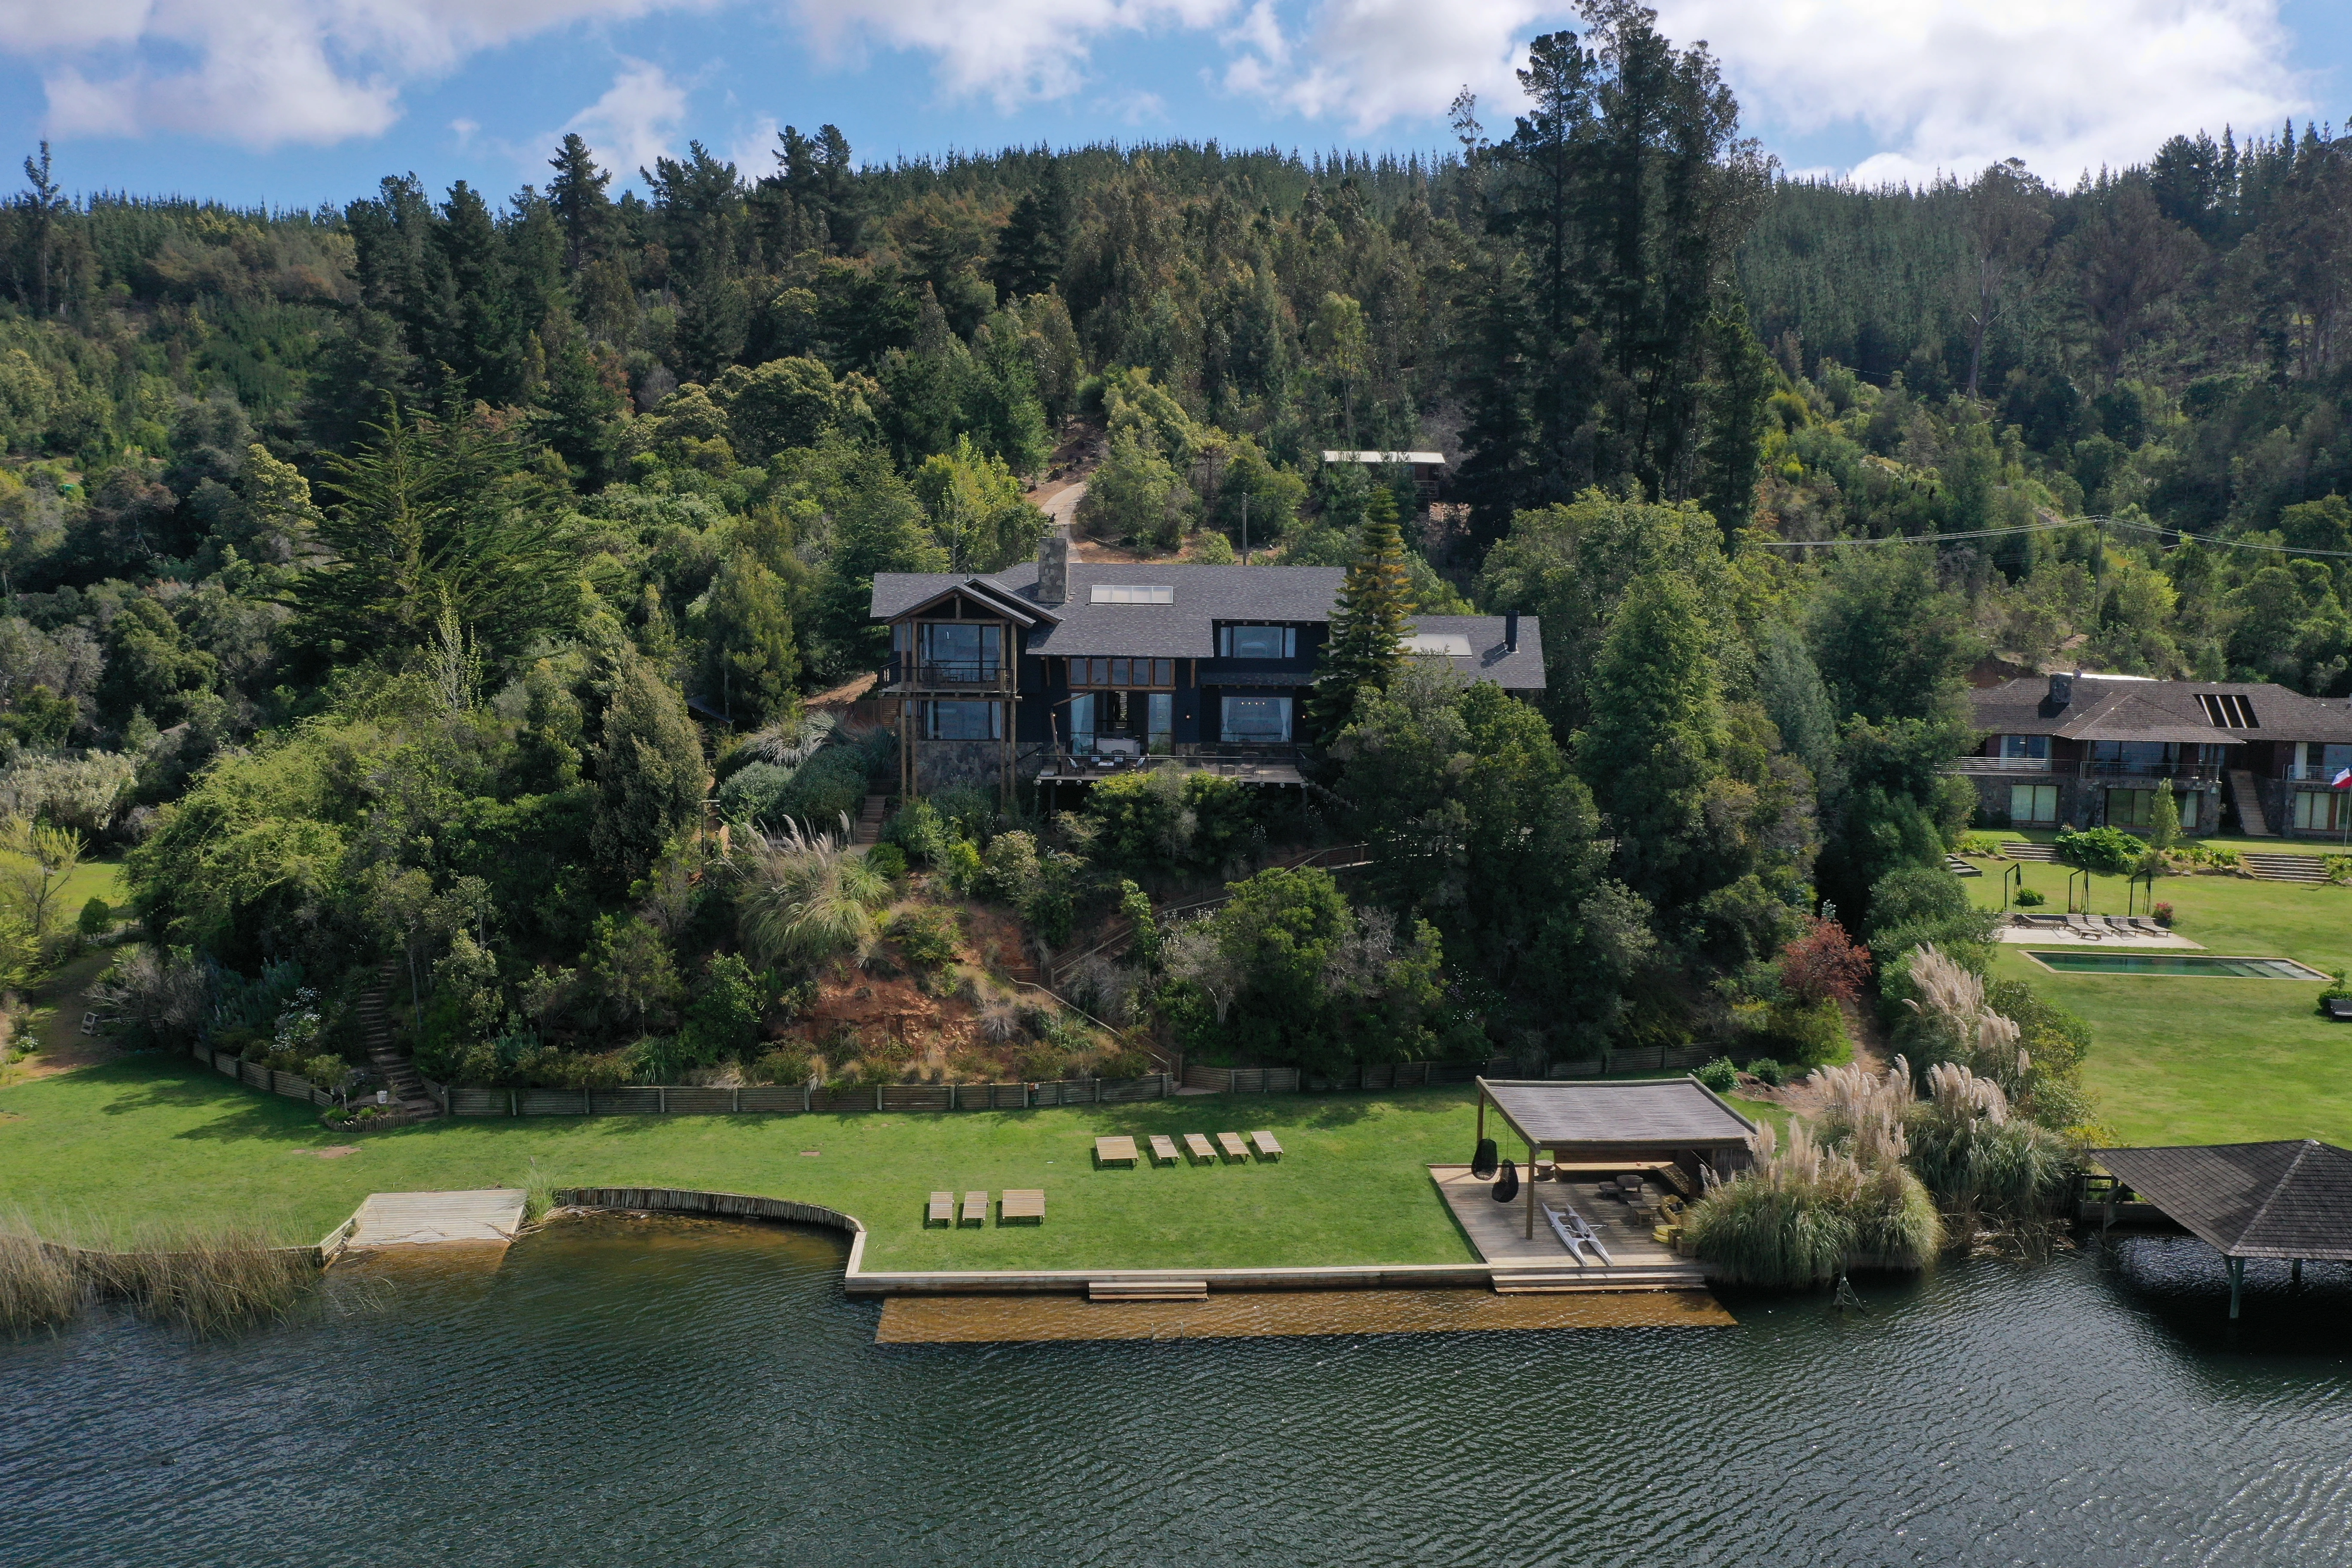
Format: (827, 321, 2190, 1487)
(1695, 1056, 1738, 1093)
(2152, 901, 2174, 928)
(865, 843, 908, 880)
(2012, 886, 2045, 907)
(2055, 825, 2143, 876)
(1745, 1057, 1786, 1087)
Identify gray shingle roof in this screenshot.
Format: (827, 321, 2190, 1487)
(872, 563, 1547, 687)
(2095, 1141, 2352, 1261)
(1969, 677, 2352, 744)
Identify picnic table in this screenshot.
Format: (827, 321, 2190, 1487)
(1000, 1189, 1046, 1223)
(1095, 1135, 1139, 1167)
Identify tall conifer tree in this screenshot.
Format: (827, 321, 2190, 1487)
(1311, 487, 1416, 741)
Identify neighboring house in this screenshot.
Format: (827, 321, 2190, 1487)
(1958, 671, 2352, 839)
(869, 531, 1545, 802)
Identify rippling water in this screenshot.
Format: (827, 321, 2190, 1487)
(4, 1218, 2349, 1567)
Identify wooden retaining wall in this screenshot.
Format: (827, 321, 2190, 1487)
(430, 1074, 1176, 1118)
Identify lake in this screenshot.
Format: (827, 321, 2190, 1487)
(4, 1217, 2348, 1566)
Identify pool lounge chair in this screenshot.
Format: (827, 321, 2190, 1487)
(2330, 996, 2352, 1022)
(2064, 914, 2106, 940)
(1216, 1132, 1250, 1163)
(1250, 1130, 1283, 1161)
(1183, 1133, 1217, 1164)
(927, 1191, 954, 1226)
(1148, 1134, 1181, 1166)
(960, 1190, 987, 1227)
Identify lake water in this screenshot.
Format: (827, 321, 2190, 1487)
(5, 1216, 2349, 1567)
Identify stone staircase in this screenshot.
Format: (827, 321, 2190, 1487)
(1490, 1264, 1709, 1294)
(853, 793, 889, 845)
(2241, 851, 2329, 884)
(360, 960, 440, 1117)
(1944, 854, 1982, 877)
(2000, 841, 2060, 863)
(2226, 770, 2275, 836)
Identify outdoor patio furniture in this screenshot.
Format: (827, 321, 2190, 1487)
(1148, 1134, 1181, 1165)
(2065, 915, 2107, 940)
(1095, 1135, 1138, 1167)
(927, 1191, 954, 1226)
(960, 1191, 987, 1227)
(1250, 1130, 1283, 1161)
(2126, 916, 2166, 934)
(1000, 1189, 1045, 1223)
(1216, 1132, 1250, 1162)
(1184, 1133, 1217, 1164)
(2330, 997, 2352, 1022)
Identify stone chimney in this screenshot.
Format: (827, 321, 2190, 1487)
(1037, 529, 1069, 606)
(2048, 671, 2074, 707)
(1504, 610, 1519, 653)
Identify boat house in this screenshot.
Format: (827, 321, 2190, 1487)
(869, 531, 1545, 802)
(1957, 672, 2352, 839)
(2091, 1140, 2352, 1317)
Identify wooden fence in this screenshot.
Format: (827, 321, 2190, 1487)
(1181, 1065, 1303, 1093)
(184, 1039, 345, 1109)
(426, 1073, 1176, 1117)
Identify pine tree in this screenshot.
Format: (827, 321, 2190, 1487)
(701, 548, 800, 726)
(992, 161, 1069, 300)
(591, 649, 707, 883)
(547, 133, 613, 276)
(1310, 487, 1415, 741)
(1576, 570, 1724, 905)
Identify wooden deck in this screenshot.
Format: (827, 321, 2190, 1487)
(346, 1189, 527, 1249)
(1428, 1166, 1705, 1290)
(877, 1287, 1734, 1341)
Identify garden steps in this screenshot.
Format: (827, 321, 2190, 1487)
(2241, 851, 2328, 884)
(853, 794, 888, 845)
(358, 960, 440, 1117)
(1490, 1265, 1708, 1293)
(2226, 770, 2275, 836)
(1944, 854, 1981, 877)
(2000, 842, 2060, 862)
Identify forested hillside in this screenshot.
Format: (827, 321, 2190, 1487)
(0, 3, 2344, 1096)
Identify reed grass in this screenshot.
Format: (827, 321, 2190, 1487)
(0, 1211, 318, 1338)
(0, 1219, 83, 1335)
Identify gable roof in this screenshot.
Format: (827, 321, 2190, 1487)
(1969, 676, 2352, 745)
(2095, 1141, 2352, 1261)
(873, 563, 1546, 687)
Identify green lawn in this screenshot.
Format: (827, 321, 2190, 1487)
(1966, 851, 2352, 1146)
(0, 1053, 1784, 1268)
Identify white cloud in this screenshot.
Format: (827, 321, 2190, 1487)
(562, 59, 692, 178)
(789, 0, 1238, 109)
(1650, 0, 2308, 185)
(1222, 0, 1559, 135)
(3, 0, 702, 148)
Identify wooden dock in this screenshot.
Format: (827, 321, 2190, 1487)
(346, 1189, 527, 1249)
(1428, 1166, 1706, 1292)
(877, 1287, 1733, 1341)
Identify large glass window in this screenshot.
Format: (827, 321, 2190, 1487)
(2010, 784, 2059, 825)
(1218, 625, 1296, 659)
(2180, 790, 2202, 830)
(1147, 692, 1173, 754)
(1220, 695, 1292, 743)
(916, 622, 1001, 680)
(2303, 743, 2352, 780)
(1999, 734, 2049, 760)
(1072, 657, 1173, 687)
(2106, 788, 2155, 828)
(2295, 790, 2346, 831)
(925, 700, 1001, 740)
(1067, 693, 1094, 753)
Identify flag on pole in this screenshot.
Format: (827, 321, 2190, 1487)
(2334, 768, 2352, 790)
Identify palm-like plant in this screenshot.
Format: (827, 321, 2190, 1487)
(735, 814, 889, 969)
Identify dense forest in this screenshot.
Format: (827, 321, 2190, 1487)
(0, 2, 2344, 1114)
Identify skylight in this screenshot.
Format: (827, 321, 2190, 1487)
(1404, 633, 1473, 655)
(2198, 692, 2260, 728)
(1090, 585, 1174, 605)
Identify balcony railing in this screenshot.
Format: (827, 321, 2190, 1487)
(2284, 764, 2350, 782)
(1950, 756, 2056, 774)
(883, 656, 1012, 692)
(1947, 756, 2221, 784)
(1042, 744, 1307, 780)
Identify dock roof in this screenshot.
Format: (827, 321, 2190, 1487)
(1477, 1077, 1756, 1152)
(2094, 1140, 2352, 1262)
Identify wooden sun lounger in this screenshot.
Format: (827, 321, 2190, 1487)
(1216, 1132, 1250, 1163)
(960, 1190, 987, 1227)
(1250, 1130, 1283, 1161)
(1148, 1134, 1181, 1166)
(1183, 1133, 1217, 1164)
(1094, 1135, 1138, 1167)
(1000, 1188, 1045, 1223)
(927, 1191, 954, 1226)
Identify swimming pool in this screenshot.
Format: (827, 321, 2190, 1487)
(2025, 951, 2333, 978)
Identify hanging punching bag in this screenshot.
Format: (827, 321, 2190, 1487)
(1491, 1159, 1520, 1204)
(1471, 1138, 1499, 1179)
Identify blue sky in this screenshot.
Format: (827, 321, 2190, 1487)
(3, 1, 2348, 210)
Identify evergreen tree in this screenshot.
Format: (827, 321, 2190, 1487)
(547, 133, 614, 276)
(1309, 487, 1415, 741)
(992, 161, 1069, 300)
(1576, 570, 1724, 906)
(590, 649, 707, 884)
(700, 548, 800, 726)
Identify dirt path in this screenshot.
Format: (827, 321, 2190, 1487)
(1738, 997, 1893, 1120)
(0, 948, 120, 1084)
